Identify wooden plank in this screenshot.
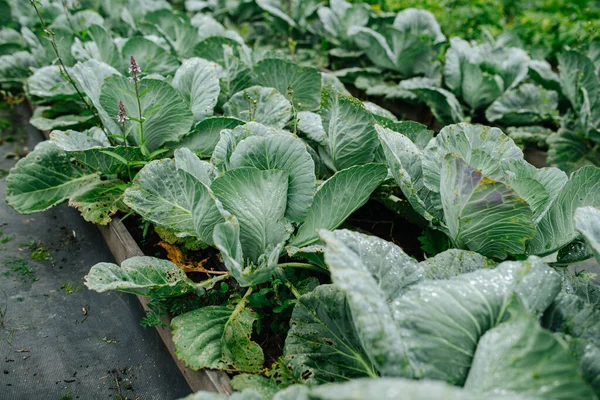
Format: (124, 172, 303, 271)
(97, 218, 233, 395)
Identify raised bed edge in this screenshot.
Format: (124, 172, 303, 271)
(97, 218, 233, 395)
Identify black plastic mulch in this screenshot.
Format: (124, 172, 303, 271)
(0, 105, 191, 400)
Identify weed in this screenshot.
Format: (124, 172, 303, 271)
(0, 235, 15, 244)
(61, 282, 84, 295)
(3, 257, 36, 281)
(31, 247, 51, 261)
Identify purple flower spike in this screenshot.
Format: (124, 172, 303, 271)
(128, 56, 142, 74)
(117, 100, 129, 123)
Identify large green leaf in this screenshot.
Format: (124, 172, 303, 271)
(376, 125, 439, 223)
(213, 218, 280, 287)
(229, 134, 316, 222)
(559, 50, 599, 113)
(141, 10, 198, 58)
(29, 106, 94, 132)
(85, 256, 193, 297)
(171, 304, 264, 372)
(322, 229, 562, 384)
(0, 51, 37, 87)
(252, 58, 321, 111)
(319, 230, 408, 377)
(173, 148, 217, 186)
(465, 305, 596, 399)
(575, 206, 600, 262)
(401, 83, 464, 125)
(100, 76, 194, 152)
(547, 130, 600, 175)
(120, 36, 180, 76)
(320, 89, 378, 171)
(440, 154, 536, 259)
(284, 284, 377, 384)
(71, 59, 122, 136)
(124, 159, 223, 245)
(486, 84, 559, 126)
(420, 249, 496, 280)
(223, 86, 292, 128)
(26, 65, 77, 101)
(172, 58, 220, 122)
(322, 230, 423, 300)
(422, 123, 523, 196)
(290, 163, 387, 248)
(211, 122, 277, 172)
(69, 179, 126, 225)
(177, 117, 245, 157)
(6, 142, 100, 213)
(193, 36, 248, 67)
(211, 167, 291, 263)
(528, 166, 600, 256)
(86, 25, 121, 69)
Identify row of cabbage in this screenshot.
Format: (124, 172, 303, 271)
(1, 1, 600, 399)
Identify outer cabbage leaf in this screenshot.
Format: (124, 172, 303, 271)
(440, 154, 535, 259)
(172, 58, 220, 122)
(320, 89, 378, 171)
(223, 86, 292, 129)
(253, 58, 321, 111)
(575, 206, 600, 262)
(120, 36, 180, 76)
(100, 76, 194, 152)
(211, 167, 290, 263)
(124, 159, 224, 245)
(177, 116, 245, 157)
(465, 305, 596, 399)
(486, 84, 559, 126)
(6, 142, 101, 213)
(85, 256, 193, 297)
(528, 166, 600, 256)
(171, 304, 264, 372)
(290, 163, 387, 248)
(284, 284, 377, 384)
(229, 134, 316, 222)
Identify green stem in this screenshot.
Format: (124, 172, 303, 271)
(274, 268, 301, 300)
(276, 262, 328, 273)
(133, 79, 149, 157)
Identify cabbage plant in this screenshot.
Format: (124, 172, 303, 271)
(377, 122, 600, 263)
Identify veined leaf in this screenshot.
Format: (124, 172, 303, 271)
(290, 163, 387, 248)
(486, 84, 559, 125)
(26, 65, 77, 101)
(223, 86, 292, 128)
(69, 179, 127, 225)
(559, 50, 599, 113)
(6, 142, 101, 214)
(211, 167, 290, 263)
(284, 284, 377, 384)
(528, 166, 600, 256)
(172, 57, 220, 122)
(465, 305, 596, 399)
(100, 76, 194, 152)
(229, 134, 316, 222)
(71, 59, 122, 136)
(253, 58, 321, 111)
(85, 256, 193, 297)
(320, 89, 378, 171)
(124, 159, 223, 245)
(212, 122, 277, 172)
(177, 116, 245, 157)
(575, 206, 600, 262)
(171, 304, 264, 372)
(174, 148, 217, 186)
(440, 154, 535, 259)
(120, 36, 180, 76)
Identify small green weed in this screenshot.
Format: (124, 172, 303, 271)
(61, 282, 84, 295)
(0, 235, 15, 244)
(3, 257, 36, 281)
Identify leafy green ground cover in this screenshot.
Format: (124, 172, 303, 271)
(1, 0, 600, 399)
